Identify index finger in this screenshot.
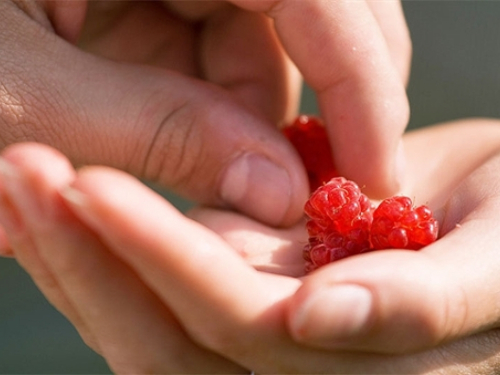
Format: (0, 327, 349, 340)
(232, 0, 409, 198)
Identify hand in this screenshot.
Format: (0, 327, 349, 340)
(0, 0, 409, 231)
(2, 118, 500, 373)
(192, 118, 500, 371)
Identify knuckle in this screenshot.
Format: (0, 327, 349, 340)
(137, 97, 208, 192)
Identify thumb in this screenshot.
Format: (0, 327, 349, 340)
(1, 6, 308, 226)
(287, 250, 454, 353)
(287, 193, 500, 354)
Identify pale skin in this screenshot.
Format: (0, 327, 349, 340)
(0, 3, 413, 368)
(6, 1, 500, 373)
(1, 119, 500, 373)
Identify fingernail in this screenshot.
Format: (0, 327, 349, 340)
(291, 284, 372, 345)
(220, 154, 291, 226)
(60, 186, 97, 228)
(60, 186, 88, 208)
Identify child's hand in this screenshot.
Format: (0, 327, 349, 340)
(3, 117, 500, 373)
(193, 118, 500, 366)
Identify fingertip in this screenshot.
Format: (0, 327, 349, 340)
(219, 152, 309, 227)
(287, 251, 448, 353)
(0, 142, 75, 182)
(316, 49, 410, 198)
(334, 134, 407, 199)
(369, 138, 407, 198)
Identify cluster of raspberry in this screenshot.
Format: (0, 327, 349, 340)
(282, 116, 438, 272)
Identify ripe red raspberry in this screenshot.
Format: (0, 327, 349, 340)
(303, 179, 439, 273)
(283, 115, 440, 272)
(303, 177, 374, 271)
(282, 115, 338, 191)
(370, 196, 438, 250)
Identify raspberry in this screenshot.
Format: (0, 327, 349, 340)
(370, 196, 438, 250)
(303, 177, 374, 271)
(283, 115, 439, 272)
(303, 180, 438, 273)
(282, 115, 338, 191)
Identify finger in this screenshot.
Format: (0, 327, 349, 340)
(61, 163, 351, 374)
(366, 0, 412, 85)
(163, 1, 302, 122)
(78, 1, 198, 74)
(0, 143, 246, 374)
(200, 7, 302, 123)
(287, 151, 500, 354)
(43, 0, 87, 43)
(0, 150, 100, 354)
(61, 165, 500, 373)
(288, 250, 452, 353)
(401, 119, 500, 209)
(1, 3, 308, 226)
(230, 0, 409, 198)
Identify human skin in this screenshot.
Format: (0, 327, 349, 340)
(0, 0, 409, 232)
(1, 119, 500, 373)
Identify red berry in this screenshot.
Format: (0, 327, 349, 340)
(285, 114, 440, 272)
(282, 115, 338, 191)
(370, 196, 438, 250)
(303, 180, 439, 273)
(303, 177, 374, 271)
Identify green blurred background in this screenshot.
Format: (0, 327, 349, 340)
(2, 2, 500, 373)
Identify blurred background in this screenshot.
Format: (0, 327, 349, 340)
(2, 2, 500, 373)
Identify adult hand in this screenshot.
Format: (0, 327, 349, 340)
(2, 118, 500, 373)
(0, 0, 409, 230)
